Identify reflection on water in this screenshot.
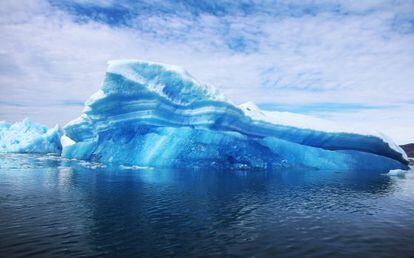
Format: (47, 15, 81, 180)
(0, 154, 413, 257)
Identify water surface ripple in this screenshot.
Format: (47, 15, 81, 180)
(0, 154, 413, 257)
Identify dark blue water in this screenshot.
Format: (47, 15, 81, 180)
(0, 154, 413, 257)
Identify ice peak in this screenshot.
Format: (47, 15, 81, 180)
(104, 59, 227, 105)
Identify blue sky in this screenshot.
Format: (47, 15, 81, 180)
(0, 0, 414, 143)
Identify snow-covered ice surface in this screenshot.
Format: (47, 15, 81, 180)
(62, 60, 409, 171)
(0, 118, 62, 154)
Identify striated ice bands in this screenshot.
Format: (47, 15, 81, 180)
(61, 60, 408, 170)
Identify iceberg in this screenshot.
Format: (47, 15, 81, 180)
(62, 60, 409, 171)
(0, 118, 62, 154)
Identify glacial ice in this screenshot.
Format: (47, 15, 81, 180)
(62, 60, 409, 171)
(0, 118, 62, 154)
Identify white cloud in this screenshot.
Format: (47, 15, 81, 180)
(319, 104, 414, 144)
(0, 0, 413, 143)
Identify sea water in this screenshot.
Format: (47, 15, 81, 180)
(0, 154, 413, 257)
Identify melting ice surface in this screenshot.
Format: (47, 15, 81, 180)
(62, 60, 408, 171)
(0, 118, 62, 154)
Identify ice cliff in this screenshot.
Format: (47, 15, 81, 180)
(62, 60, 408, 170)
(0, 118, 62, 154)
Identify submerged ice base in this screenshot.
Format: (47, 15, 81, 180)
(0, 118, 62, 154)
(62, 60, 408, 170)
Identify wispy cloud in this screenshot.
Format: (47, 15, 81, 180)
(0, 0, 413, 143)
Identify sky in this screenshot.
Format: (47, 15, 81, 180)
(0, 0, 413, 144)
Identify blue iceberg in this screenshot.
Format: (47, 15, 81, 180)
(0, 118, 62, 154)
(62, 60, 409, 170)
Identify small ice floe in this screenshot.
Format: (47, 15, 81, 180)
(119, 164, 153, 170)
(57, 166, 73, 173)
(36, 154, 61, 161)
(45, 154, 62, 160)
(387, 169, 408, 177)
(78, 160, 106, 169)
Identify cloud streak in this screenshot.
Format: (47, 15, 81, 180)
(0, 0, 413, 143)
